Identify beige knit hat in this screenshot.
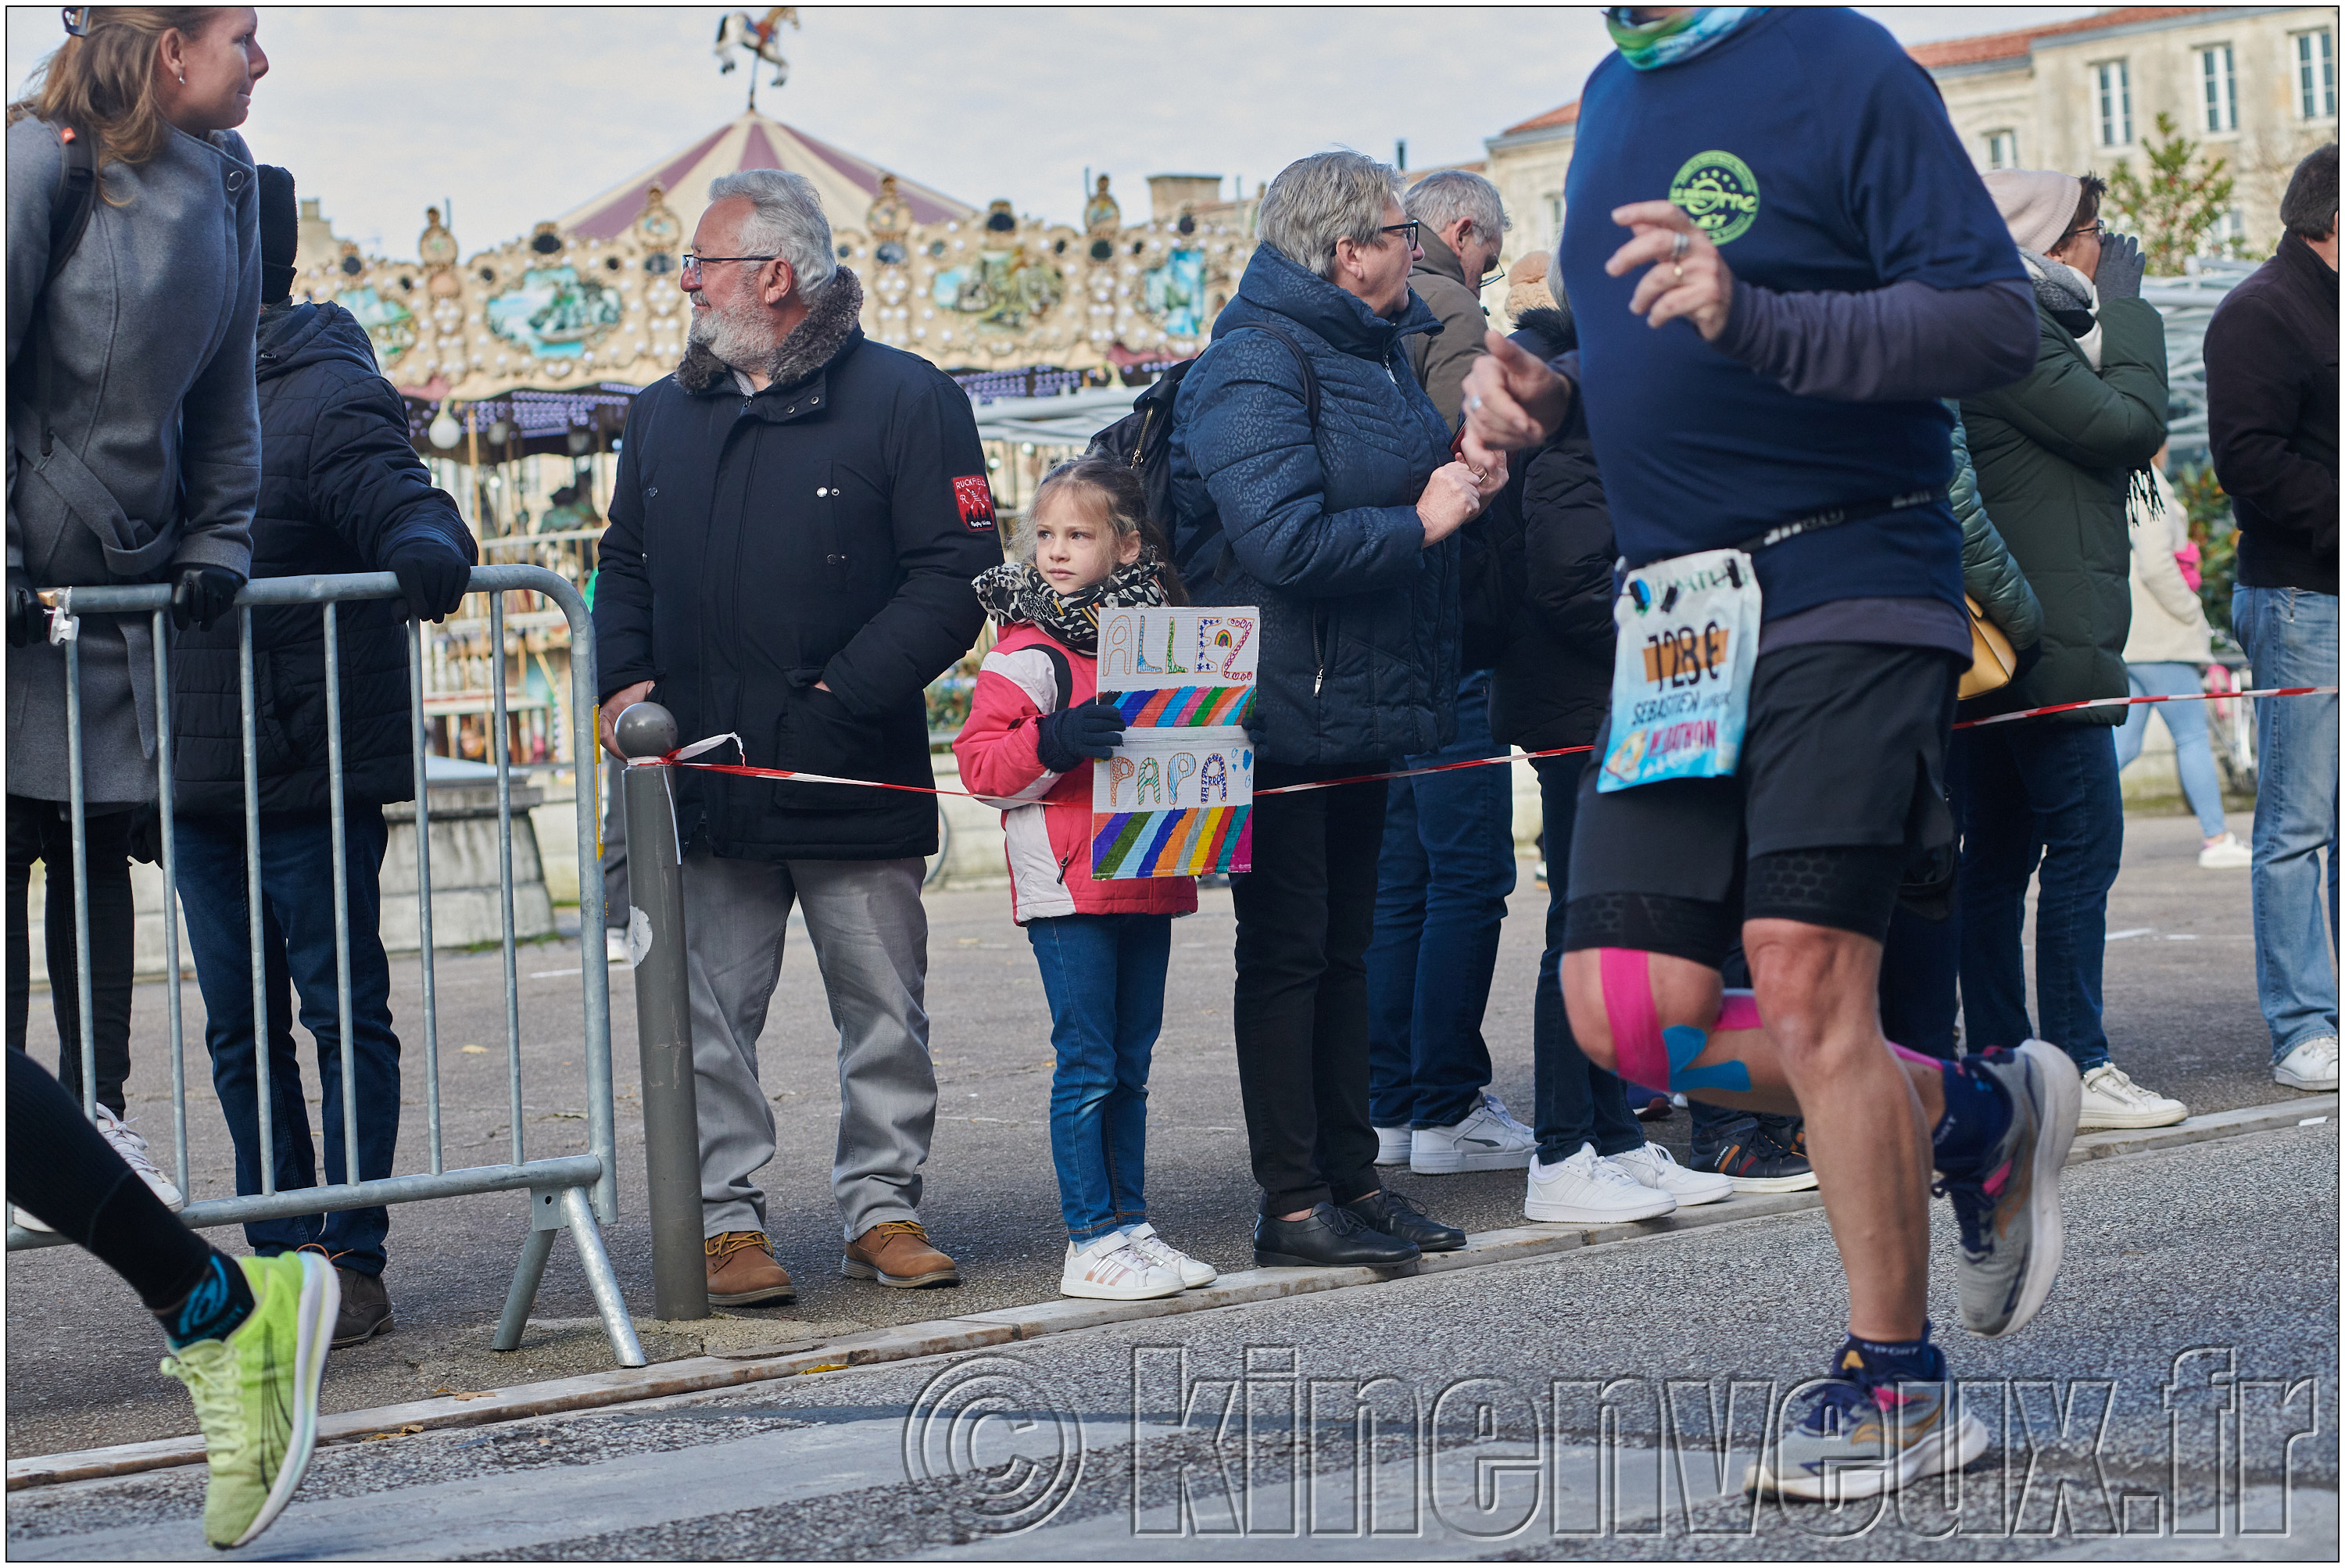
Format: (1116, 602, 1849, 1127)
(1983, 169, 2082, 256)
(1504, 250, 1556, 323)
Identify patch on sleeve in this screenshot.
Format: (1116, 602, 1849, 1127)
(952, 474, 997, 532)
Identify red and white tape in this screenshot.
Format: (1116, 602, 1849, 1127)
(621, 685, 2336, 803)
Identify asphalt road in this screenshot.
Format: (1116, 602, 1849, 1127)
(8, 1121, 2336, 1559)
(3, 805, 2326, 1466)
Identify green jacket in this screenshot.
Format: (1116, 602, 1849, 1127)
(1959, 296, 2168, 724)
(1947, 404, 2043, 653)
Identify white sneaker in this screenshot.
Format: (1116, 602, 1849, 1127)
(1412, 1091, 1537, 1174)
(1524, 1142, 1677, 1223)
(2075, 1063, 2187, 1129)
(605, 928, 632, 966)
(1122, 1222, 1216, 1287)
(1608, 1141, 1734, 1207)
(93, 1104, 184, 1211)
(2274, 1036, 2341, 1093)
(1373, 1125, 1412, 1167)
(12, 1205, 52, 1233)
(2197, 832, 2252, 869)
(1060, 1234, 1183, 1301)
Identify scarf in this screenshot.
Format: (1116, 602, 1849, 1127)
(972, 550, 1169, 653)
(2019, 249, 2102, 369)
(1605, 7, 1762, 70)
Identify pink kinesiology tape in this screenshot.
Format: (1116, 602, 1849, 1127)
(1598, 948, 1671, 1087)
(1718, 991, 1762, 1032)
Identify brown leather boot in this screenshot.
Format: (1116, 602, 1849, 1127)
(705, 1231, 795, 1306)
(841, 1219, 959, 1288)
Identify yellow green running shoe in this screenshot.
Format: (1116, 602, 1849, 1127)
(159, 1252, 338, 1548)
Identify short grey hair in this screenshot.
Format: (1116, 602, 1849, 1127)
(1545, 245, 1566, 314)
(1257, 150, 1406, 281)
(1404, 170, 1509, 243)
(707, 168, 836, 295)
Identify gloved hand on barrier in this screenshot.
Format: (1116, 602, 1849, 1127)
(385, 540, 472, 623)
(6, 570, 43, 647)
(169, 565, 244, 632)
(1034, 696, 1126, 773)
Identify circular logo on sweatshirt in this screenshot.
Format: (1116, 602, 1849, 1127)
(1670, 151, 1761, 245)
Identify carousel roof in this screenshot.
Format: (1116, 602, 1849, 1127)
(555, 109, 976, 241)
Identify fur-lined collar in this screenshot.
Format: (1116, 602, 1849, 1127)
(675, 267, 865, 396)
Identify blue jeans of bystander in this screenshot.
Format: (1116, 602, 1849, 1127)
(2115, 661, 2229, 840)
(2232, 586, 2340, 1061)
(1026, 912, 1171, 1244)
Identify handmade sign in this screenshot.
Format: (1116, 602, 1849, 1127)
(1094, 606, 1258, 729)
(1091, 725, 1252, 879)
(1091, 606, 1259, 879)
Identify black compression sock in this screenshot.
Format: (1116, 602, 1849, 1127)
(156, 1252, 254, 1349)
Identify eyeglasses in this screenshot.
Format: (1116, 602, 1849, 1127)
(1378, 220, 1423, 248)
(680, 253, 777, 278)
(2068, 219, 2107, 240)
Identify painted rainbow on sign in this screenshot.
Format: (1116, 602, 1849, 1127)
(1101, 686, 1254, 728)
(1090, 805, 1252, 879)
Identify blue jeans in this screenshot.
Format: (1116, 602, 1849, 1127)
(1366, 673, 1518, 1130)
(1531, 753, 1642, 1162)
(2115, 661, 2229, 839)
(175, 807, 401, 1275)
(2232, 586, 2340, 1061)
(1957, 723, 2124, 1071)
(1026, 912, 1169, 1244)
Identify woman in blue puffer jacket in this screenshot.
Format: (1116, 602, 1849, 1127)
(1168, 149, 1505, 1270)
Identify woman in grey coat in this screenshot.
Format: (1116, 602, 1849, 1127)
(5, 7, 265, 1160)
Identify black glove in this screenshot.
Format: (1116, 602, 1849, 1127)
(2013, 638, 2045, 681)
(6, 571, 43, 648)
(385, 540, 472, 623)
(1034, 696, 1125, 772)
(2095, 232, 2146, 302)
(169, 565, 244, 632)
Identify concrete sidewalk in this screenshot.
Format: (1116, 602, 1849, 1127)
(3, 807, 2318, 1461)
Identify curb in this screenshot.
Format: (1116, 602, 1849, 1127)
(10, 1091, 2332, 1492)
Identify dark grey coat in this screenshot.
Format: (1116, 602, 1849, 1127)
(5, 116, 260, 803)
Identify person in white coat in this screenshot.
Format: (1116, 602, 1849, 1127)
(2114, 449, 2249, 868)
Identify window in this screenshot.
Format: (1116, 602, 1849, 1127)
(2095, 59, 2132, 146)
(2298, 29, 2337, 120)
(2221, 209, 2247, 259)
(1546, 193, 1564, 248)
(2200, 45, 2236, 132)
(1986, 129, 2018, 170)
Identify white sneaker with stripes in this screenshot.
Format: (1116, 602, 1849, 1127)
(1122, 1222, 1216, 1287)
(1060, 1234, 1183, 1301)
(94, 1104, 184, 1211)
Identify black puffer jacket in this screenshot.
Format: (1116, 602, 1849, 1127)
(593, 270, 998, 861)
(172, 301, 474, 815)
(1484, 308, 1616, 754)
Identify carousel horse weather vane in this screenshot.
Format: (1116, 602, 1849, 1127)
(714, 7, 798, 113)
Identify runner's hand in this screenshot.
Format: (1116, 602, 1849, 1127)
(1609, 201, 1735, 340)
(1460, 329, 1571, 459)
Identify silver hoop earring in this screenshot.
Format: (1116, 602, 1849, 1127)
(177, 73, 184, 84)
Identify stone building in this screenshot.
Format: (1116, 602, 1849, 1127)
(1483, 7, 2339, 270)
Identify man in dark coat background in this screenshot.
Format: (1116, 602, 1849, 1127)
(170, 166, 477, 1351)
(593, 169, 998, 1306)
(2207, 141, 2340, 1096)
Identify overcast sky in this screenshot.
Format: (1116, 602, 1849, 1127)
(6, 5, 2099, 259)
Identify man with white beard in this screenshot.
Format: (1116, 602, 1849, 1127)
(593, 169, 1001, 1304)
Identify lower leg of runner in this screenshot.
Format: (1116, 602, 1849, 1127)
(7, 1047, 253, 1343)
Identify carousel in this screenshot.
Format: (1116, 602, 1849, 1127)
(292, 11, 1262, 775)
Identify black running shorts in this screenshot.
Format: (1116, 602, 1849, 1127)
(1562, 642, 1961, 966)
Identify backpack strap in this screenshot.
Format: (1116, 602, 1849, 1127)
(33, 123, 98, 459)
(1034, 643, 1074, 715)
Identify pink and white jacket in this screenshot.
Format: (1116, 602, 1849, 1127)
(953, 622, 1198, 924)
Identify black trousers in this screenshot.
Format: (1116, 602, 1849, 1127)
(7, 1045, 213, 1310)
(1230, 761, 1389, 1215)
(5, 795, 135, 1113)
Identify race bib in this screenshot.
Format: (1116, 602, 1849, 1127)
(1599, 548, 1760, 793)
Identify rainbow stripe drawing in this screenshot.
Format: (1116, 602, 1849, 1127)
(1092, 607, 1258, 879)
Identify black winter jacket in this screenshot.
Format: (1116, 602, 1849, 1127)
(2206, 231, 2339, 592)
(1482, 310, 1616, 754)
(1168, 245, 1458, 766)
(171, 301, 474, 815)
(593, 270, 998, 861)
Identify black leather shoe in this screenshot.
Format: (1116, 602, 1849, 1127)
(1254, 1201, 1420, 1269)
(1342, 1187, 1466, 1252)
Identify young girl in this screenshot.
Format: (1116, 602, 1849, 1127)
(955, 457, 1212, 1301)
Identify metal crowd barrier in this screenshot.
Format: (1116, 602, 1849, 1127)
(5, 565, 644, 1367)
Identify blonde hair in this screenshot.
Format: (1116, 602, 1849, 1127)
(1018, 457, 1187, 604)
(8, 9, 225, 178)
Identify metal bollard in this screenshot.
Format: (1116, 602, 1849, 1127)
(616, 702, 709, 1322)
